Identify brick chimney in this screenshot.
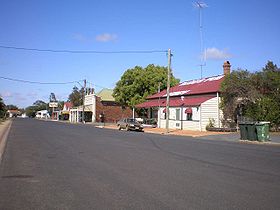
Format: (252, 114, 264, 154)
(223, 61, 231, 75)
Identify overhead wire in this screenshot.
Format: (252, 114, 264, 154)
(87, 81, 109, 90)
(0, 76, 82, 85)
(0, 45, 168, 54)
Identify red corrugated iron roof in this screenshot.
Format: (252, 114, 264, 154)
(65, 102, 73, 108)
(148, 75, 224, 99)
(63, 102, 73, 110)
(136, 96, 214, 108)
(7, 109, 20, 114)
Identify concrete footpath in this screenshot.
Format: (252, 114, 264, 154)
(0, 119, 12, 163)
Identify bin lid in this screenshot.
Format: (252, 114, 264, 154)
(255, 121, 270, 125)
(239, 122, 255, 125)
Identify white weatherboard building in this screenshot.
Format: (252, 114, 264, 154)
(136, 61, 231, 131)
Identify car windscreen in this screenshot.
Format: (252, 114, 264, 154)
(127, 119, 137, 123)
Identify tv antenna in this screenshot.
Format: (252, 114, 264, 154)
(194, 1, 207, 78)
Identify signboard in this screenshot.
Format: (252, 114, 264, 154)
(49, 102, 58, 108)
(85, 94, 94, 106)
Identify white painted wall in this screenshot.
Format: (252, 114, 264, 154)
(157, 95, 223, 131)
(200, 97, 222, 131)
(182, 121, 200, 131)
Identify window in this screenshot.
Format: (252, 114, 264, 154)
(187, 113, 193, 121)
(176, 109, 180, 121)
(162, 108, 166, 119)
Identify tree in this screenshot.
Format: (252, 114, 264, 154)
(0, 97, 6, 119)
(113, 64, 180, 107)
(220, 69, 259, 126)
(68, 86, 83, 107)
(221, 61, 280, 130)
(6, 104, 19, 110)
(25, 100, 48, 117)
(49, 93, 57, 102)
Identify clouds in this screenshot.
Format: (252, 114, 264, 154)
(0, 91, 12, 98)
(73, 33, 92, 43)
(0, 91, 39, 107)
(73, 33, 118, 43)
(95, 33, 118, 42)
(204, 47, 232, 60)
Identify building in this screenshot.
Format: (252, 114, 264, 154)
(7, 110, 20, 118)
(61, 102, 73, 120)
(69, 88, 132, 123)
(136, 61, 231, 131)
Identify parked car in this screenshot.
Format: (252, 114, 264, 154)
(117, 118, 144, 131)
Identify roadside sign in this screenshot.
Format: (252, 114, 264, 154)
(49, 102, 58, 108)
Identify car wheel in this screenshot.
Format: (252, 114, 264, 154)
(118, 125, 121, 130)
(125, 125, 129, 131)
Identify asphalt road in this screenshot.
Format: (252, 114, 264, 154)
(0, 118, 280, 210)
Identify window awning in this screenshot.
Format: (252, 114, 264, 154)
(185, 108, 192, 114)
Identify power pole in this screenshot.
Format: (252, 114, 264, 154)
(82, 79, 86, 123)
(166, 49, 171, 134)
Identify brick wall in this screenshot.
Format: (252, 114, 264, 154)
(95, 97, 133, 123)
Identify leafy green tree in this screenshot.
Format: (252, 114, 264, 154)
(113, 64, 180, 107)
(221, 61, 280, 129)
(25, 100, 48, 117)
(252, 61, 280, 97)
(49, 93, 57, 102)
(68, 86, 83, 107)
(58, 101, 64, 110)
(6, 104, 19, 110)
(245, 97, 280, 127)
(220, 69, 259, 125)
(0, 97, 6, 119)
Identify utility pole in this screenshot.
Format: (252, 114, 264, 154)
(82, 79, 86, 123)
(166, 49, 171, 134)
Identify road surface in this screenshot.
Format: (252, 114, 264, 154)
(0, 118, 279, 209)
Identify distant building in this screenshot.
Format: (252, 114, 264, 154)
(61, 102, 73, 120)
(7, 110, 20, 118)
(136, 61, 231, 131)
(69, 88, 132, 123)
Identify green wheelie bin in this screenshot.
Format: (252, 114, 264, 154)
(255, 122, 270, 142)
(246, 122, 258, 141)
(239, 122, 248, 140)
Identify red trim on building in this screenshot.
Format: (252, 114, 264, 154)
(185, 108, 192, 114)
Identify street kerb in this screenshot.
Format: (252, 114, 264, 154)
(97, 124, 232, 137)
(0, 120, 12, 163)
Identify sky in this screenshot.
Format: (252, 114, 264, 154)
(0, 0, 279, 108)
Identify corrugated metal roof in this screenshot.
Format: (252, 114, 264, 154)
(64, 102, 73, 109)
(136, 96, 214, 108)
(96, 89, 115, 102)
(148, 75, 224, 99)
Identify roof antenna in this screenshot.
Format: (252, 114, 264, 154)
(194, 1, 207, 78)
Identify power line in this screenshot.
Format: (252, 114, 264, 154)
(0, 76, 82, 85)
(87, 81, 109, 90)
(0, 45, 168, 54)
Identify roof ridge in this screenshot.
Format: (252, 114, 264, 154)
(179, 74, 224, 86)
(180, 74, 224, 84)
